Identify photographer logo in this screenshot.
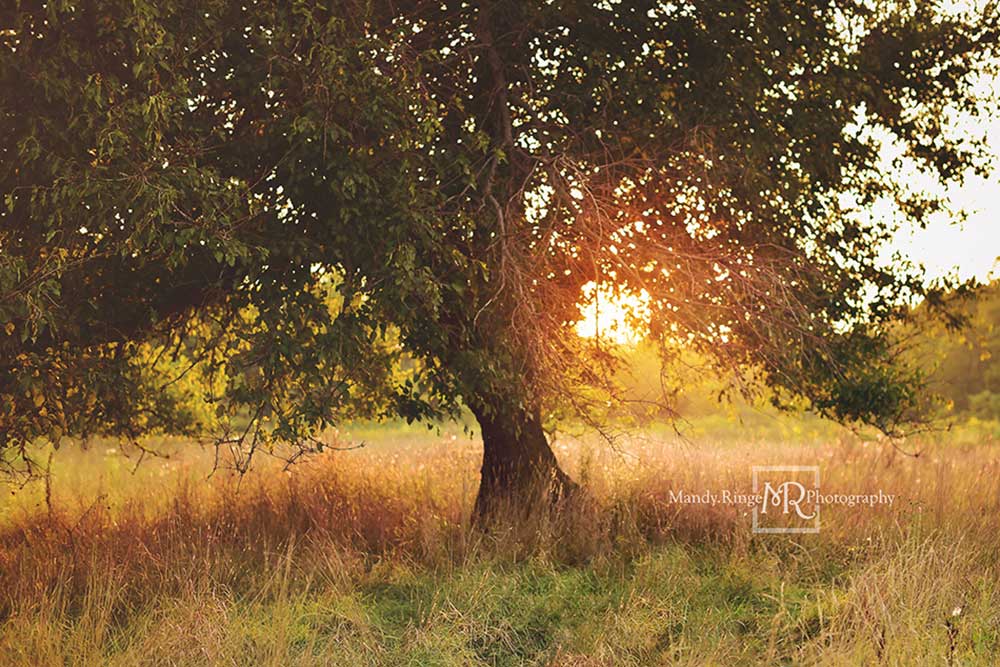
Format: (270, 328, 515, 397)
(752, 466, 821, 534)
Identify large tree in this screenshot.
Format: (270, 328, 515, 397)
(1, 1, 996, 518)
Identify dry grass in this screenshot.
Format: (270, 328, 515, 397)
(1, 421, 999, 665)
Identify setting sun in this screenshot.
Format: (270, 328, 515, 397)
(575, 281, 652, 345)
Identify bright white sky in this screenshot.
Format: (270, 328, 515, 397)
(883, 106, 1000, 284)
(882, 4, 999, 284)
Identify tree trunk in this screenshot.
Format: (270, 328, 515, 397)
(469, 400, 577, 524)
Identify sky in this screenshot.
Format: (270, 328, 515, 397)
(881, 4, 999, 284)
(885, 108, 1000, 284)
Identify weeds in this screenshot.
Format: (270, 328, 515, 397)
(1, 426, 998, 665)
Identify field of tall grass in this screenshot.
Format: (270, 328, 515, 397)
(1, 418, 999, 666)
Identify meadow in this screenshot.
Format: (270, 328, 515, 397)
(1, 415, 999, 666)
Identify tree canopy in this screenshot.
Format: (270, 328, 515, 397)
(2, 0, 997, 510)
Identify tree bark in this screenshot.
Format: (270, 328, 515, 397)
(469, 399, 577, 524)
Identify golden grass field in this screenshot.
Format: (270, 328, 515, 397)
(1, 417, 999, 666)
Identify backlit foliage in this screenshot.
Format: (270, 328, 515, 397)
(1, 1, 997, 476)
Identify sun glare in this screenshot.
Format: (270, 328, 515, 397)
(575, 281, 652, 345)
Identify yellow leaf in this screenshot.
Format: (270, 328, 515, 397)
(33, 393, 45, 408)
